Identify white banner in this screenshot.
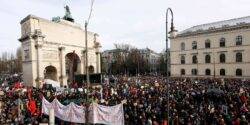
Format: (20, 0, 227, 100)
(91, 103, 124, 125)
(42, 97, 86, 123)
(42, 97, 53, 115)
(69, 102, 86, 123)
(52, 99, 72, 122)
(42, 97, 124, 125)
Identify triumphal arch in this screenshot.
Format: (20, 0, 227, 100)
(19, 14, 101, 87)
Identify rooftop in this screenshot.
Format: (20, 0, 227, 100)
(178, 16, 250, 35)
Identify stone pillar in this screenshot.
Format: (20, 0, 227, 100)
(35, 43, 43, 87)
(80, 53, 84, 74)
(82, 50, 86, 74)
(96, 52, 101, 73)
(59, 47, 67, 87)
(33, 29, 45, 88)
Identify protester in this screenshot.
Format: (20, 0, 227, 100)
(0, 74, 249, 125)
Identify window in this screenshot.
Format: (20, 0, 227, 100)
(181, 55, 185, 64)
(181, 69, 185, 75)
(236, 69, 242, 76)
(192, 55, 198, 64)
(205, 69, 211, 75)
(205, 39, 211, 48)
(192, 69, 198, 75)
(236, 52, 242, 62)
(205, 55, 211, 63)
(192, 41, 197, 50)
(181, 42, 185, 51)
(220, 53, 226, 63)
(236, 35, 242, 46)
(220, 38, 226, 47)
(220, 69, 225, 76)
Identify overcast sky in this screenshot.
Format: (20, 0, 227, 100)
(0, 0, 250, 54)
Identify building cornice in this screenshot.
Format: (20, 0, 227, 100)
(171, 62, 249, 65)
(173, 23, 250, 39)
(170, 44, 250, 53)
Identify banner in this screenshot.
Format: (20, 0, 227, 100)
(42, 97, 53, 115)
(69, 102, 86, 123)
(91, 103, 124, 125)
(42, 97, 86, 123)
(42, 97, 124, 125)
(52, 99, 72, 122)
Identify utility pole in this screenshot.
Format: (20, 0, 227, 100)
(84, 0, 95, 124)
(213, 52, 216, 78)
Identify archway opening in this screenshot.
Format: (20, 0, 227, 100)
(88, 65, 94, 74)
(44, 65, 58, 81)
(65, 52, 81, 84)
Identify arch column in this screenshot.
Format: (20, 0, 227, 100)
(59, 47, 67, 87)
(82, 50, 86, 74)
(33, 29, 45, 88)
(80, 50, 85, 74)
(96, 52, 101, 73)
(35, 43, 43, 88)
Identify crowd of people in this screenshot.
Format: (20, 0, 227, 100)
(0, 75, 249, 125)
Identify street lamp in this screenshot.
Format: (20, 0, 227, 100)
(166, 8, 175, 77)
(166, 7, 175, 125)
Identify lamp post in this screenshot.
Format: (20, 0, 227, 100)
(85, 0, 95, 124)
(166, 8, 175, 125)
(166, 8, 174, 77)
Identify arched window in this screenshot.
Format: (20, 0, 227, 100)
(220, 69, 225, 76)
(192, 55, 198, 64)
(236, 52, 242, 62)
(88, 65, 94, 74)
(181, 42, 185, 51)
(220, 53, 226, 63)
(192, 41, 197, 50)
(220, 38, 226, 47)
(44, 65, 58, 81)
(181, 69, 185, 75)
(205, 39, 211, 48)
(181, 55, 185, 64)
(191, 69, 198, 75)
(205, 69, 211, 75)
(236, 35, 242, 45)
(205, 55, 211, 63)
(236, 69, 242, 76)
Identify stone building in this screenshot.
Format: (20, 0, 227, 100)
(170, 16, 250, 78)
(138, 48, 161, 73)
(19, 14, 101, 87)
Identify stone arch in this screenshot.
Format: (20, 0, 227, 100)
(65, 51, 81, 83)
(44, 65, 58, 81)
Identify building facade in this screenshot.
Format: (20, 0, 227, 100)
(170, 16, 250, 78)
(19, 15, 101, 87)
(138, 48, 161, 73)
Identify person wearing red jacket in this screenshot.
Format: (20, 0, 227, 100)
(27, 99, 37, 116)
